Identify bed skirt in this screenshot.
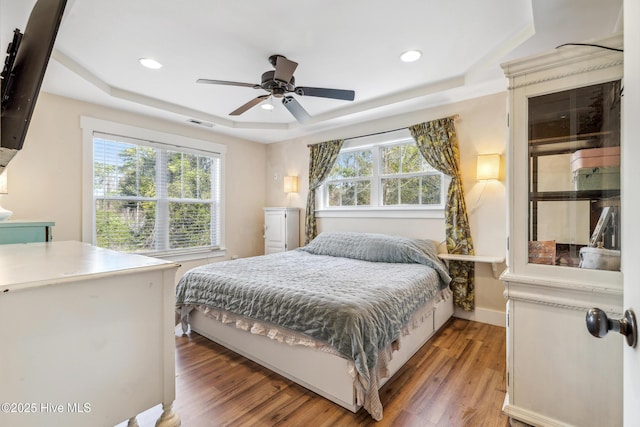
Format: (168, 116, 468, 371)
(179, 287, 454, 420)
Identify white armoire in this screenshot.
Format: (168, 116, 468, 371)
(500, 34, 623, 426)
(263, 207, 300, 254)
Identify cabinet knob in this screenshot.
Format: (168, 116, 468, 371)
(586, 307, 637, 348)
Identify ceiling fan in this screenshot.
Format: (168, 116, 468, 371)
(196, 55, 355, 124)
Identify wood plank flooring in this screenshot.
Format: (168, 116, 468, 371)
(128, 318, 510, 427)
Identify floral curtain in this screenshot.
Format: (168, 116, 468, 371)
(409, 116, 475, 311)
(304, 139, 344, 244)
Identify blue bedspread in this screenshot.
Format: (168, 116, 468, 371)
(175, 232, 451, 420)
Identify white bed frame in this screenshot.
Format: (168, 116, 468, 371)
(188, 288, 454, 413)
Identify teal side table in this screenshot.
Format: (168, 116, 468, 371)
(0, 220, 55, 244)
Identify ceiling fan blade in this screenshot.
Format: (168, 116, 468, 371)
(282, 96, 311, 124)
(274, 56, 298, 84)
(295, 87, 355, 101)
(230, 95, 271, 116)
(197, 79, 260, 89)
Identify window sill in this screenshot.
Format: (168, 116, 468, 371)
(152, 248, 227, 263)
(316, 208, 445, 219)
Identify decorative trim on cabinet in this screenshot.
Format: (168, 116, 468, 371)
(507, 59, 623, 90)
(501, 33, 622, 77)
(502, 272, 623, 315)
(503, 402, 568, 427)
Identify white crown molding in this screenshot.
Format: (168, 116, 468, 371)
(51, 49, 289, 131)
(51, 49, 482, 136)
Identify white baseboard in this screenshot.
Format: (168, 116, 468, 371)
(454, 306, 506, 327)
(503, 402, 570, 427)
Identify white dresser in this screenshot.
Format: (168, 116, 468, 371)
(0, 241, 180, 427)
(263, 207, 300, 254)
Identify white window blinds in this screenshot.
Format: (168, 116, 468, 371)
(92, 132, 221, 254)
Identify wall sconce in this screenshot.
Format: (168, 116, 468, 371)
(283, 175, 298, 193)
(0, 171, 13, 221)
(468, 154, 501, 215)
(476, 154, 501, 181)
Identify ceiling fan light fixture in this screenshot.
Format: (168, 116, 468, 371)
(139, 57, 163, 69)
(197, 54, 355, 123)
(400, 50, 422, 63)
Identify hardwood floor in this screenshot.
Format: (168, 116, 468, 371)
(129, 318, 510, 427)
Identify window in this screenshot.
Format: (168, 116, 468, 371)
(326, 149, 372, 206)
(320, 131, 448, 216)
(380, 143, 442, 206)
(82, 118, 225, 257)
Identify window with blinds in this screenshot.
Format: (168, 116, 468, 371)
(92, 132, 221, 255)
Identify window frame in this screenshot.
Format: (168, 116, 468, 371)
(324, 148, 374, 207)
(317, 129, 448, 219)
(81, 117, 226, 261)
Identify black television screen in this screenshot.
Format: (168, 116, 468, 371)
(1, 0, 67, 151)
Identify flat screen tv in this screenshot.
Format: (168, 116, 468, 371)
(1, 0, 67, 154)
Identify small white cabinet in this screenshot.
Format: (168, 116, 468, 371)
(264, 207, 299, 254)
(501, 34, 623, 427)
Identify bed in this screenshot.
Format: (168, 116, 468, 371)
(175, 231, 454, 421)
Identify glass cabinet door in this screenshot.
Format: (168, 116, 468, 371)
(528, 80, 621, 270)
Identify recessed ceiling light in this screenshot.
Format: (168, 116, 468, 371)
(400, 50, 422, 63)
(139, 58, 163, 69)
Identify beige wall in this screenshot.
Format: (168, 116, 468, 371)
(0, 92, 267, 278)
(0, 90, 508, 323)
(265, 92, 508, 323)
